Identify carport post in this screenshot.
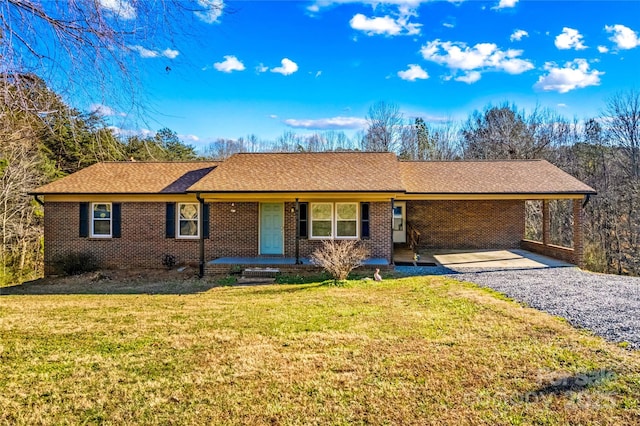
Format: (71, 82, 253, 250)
(573, 199, 584, 268)
(542, 200, 550, 247)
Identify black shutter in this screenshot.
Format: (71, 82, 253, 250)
(202, 203, 210, 239)
(79, 202, 89, 237)
(298, 202, 308, 238)
(360, 202, 370, 239)
(166, 202, 176, 238)
(112, 203, 121, 238)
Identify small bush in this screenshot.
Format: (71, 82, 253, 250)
(310, 240, 370, 284)
(52, 252, 100, 276)
(162, 254, 177, 270)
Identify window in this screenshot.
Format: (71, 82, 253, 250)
(177, 203, 199, 238)
(336, 203, 357, 238)
(91, 203, 112, 237)
(310, 202, 359, 239)
(311, 203, 332, 238)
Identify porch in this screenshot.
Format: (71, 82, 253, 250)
(205, 256, 390, 276)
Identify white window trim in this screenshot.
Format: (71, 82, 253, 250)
(335, 202, 359, 239)
(91, 202, 112, 238)
(176, 202, 200, 239)
(310, 202, 333, 239)
(309, 202, 359, 240)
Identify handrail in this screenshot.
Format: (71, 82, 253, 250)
(408, 224, 421, 252)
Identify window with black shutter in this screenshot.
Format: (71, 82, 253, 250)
(360, 202, 370, 239)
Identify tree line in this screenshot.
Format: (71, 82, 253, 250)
(2, 74, 639, 283)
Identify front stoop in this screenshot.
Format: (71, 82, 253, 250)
(236, 267, 280, 285)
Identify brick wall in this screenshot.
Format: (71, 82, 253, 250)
(209, 202, 259, 257)
(44, 202, 204, 274)
(44, 200, 393, 275)
(407, 200, 525, 249)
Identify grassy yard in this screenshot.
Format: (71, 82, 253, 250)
(0, 275, 639, 425)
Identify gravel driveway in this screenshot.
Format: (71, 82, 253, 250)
(396, 265, 640, 349)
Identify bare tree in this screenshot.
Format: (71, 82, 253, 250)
(0, 0, 224, 114)
(362, 101, 403, 152)
(603, 89, 640, 179)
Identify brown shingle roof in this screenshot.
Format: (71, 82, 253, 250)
(31, 155, 596, 196)
(31, 162, 218, 194)
(399, 160, 596, 194)
(188, 152, 405, 192)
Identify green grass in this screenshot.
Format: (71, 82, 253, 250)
(1, 275, 639, 425)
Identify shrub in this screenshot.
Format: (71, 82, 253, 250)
(162, 254, 177, 270)
(310, 240, 370, 283)
(52, 252, 100, 276)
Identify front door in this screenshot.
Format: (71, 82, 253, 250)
(260, 203, 284, 255)
(393, 202, 406, 243)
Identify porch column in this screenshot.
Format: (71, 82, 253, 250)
(573, 198, 584, 268)
(390, 198, 395, 264)
(542, 200, 550, 247)
(198, 194, 205, 278)
(295, 198, 300, 264)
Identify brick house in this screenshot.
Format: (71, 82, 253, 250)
(31, 152, 596, 276)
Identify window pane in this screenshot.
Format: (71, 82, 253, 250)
(336, 203, 357, 220)
(180, 204, 198, 220)
(180, 220, 198, 236)
(311, 203, 332, 220)
(312, 221, 331, 237)
(94, 219, 111, 235)
(337, 221, 357, 237)
(94, 204, 111, 219)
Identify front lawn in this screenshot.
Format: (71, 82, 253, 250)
(0, 276, 638, 424)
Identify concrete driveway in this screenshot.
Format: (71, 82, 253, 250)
(431, 249, 572, 270)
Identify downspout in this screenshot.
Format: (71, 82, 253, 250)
(33, 195, 44, 206)
(295, 198, 300, 264)
(196, 192, 205, 279)
(582, 194, 591, 208)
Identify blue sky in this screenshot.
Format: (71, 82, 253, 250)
(86, 0, 640, 148)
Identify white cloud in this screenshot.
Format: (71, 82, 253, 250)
(179, 134, 200, 142)
(271, 58, 299, 75)
(268, 114, 278, 119)
(557, 103, 568, 108)
(534, 59, 603, 93)
(98, 0, 136, 20)
(256, 63, 269, 73)
(129, 45, 159, 58)
(195, 0, 224, 24)
(443, 22, 454, 29)
(284, 116, 368, 130)
(494, 0, 518, 9)
(89, 103, 126, 117)
(555, 27, 587, 50)
(350, 13, 420, 36)
(214, 55, 245, 73)
(129, 45, 180, 59)
(397, 64, 429, 81)
(162, 48, 180, 59)
(510, 29, 528, 42)
(597, 45, 609, 53)
(420, 39, 534, 81)
(315, 70, 322, 78)
(455, 71, 482, 84)
(605, 24, 640, 50)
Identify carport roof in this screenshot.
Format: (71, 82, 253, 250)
(399, 160, 596, 194)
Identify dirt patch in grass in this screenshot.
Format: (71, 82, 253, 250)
(0, 276, 639, 424)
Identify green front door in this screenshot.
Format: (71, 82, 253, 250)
(260, 203, 284, 255)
